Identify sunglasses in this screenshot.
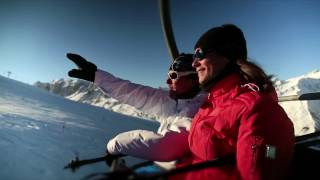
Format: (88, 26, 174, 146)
(193, 48, 215, 61)
(168, 70, 197, 80)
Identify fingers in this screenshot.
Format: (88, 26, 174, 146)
(68, 69, 83, 78)
(66, 53, 97, 82)
(66, 53, 87, 68)
(68, 69, 95, 82)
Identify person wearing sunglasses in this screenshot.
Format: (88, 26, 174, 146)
(172, 24, 294, 180)
(66, 53, 206, 167)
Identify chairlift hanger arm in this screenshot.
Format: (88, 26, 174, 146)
(159, 0, 179, 61)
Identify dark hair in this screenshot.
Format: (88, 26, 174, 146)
(236, 60, 274, 92)
(195, 24, 273, 92)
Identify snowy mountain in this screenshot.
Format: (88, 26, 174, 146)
(35, 70, 320, 136)
(275, 70, 320, 135)
(34, 79, 157, 121)
(0, 75, 158, 180)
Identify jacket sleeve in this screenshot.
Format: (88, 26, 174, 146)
(94, 69, 176, 119)
(106, 128, 190, 162)
(236, 99, 294, 180)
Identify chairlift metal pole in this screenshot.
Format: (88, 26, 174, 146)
(159, 0, 179, 61)
(278, 92, 320, 102)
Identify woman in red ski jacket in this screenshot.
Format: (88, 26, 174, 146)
(173, 24, 295, 180)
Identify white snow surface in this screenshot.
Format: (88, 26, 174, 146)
(0, 75, 158, 180)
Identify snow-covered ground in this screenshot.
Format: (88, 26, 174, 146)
(0, 75, 158, 180)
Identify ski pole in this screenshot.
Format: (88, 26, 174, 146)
(64, 154, 126, 171)
(64, 155, 108, 171)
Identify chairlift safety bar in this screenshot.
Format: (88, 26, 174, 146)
(278, 92, 320, 102)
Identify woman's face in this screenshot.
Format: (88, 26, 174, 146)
(192, 51, 230, 85)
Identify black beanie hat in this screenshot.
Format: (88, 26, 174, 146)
(194, 24, 247, 62)
(169, 53, 195, 72)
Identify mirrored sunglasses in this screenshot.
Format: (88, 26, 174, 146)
(168, 70, 197, 80)
(193, 48, 215, 61)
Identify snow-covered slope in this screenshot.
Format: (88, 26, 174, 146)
(35, 70, 320, 136)
(0, 75, 158, 180)
(275, 70, 320, 135)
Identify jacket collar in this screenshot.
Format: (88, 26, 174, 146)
(207, 72, 244, 101)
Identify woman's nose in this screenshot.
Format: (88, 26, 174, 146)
(166, 78, 172, 84)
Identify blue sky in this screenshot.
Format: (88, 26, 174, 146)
(1, 0, 320, 88)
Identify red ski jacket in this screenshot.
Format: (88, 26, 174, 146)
(174, 73, 295, 180)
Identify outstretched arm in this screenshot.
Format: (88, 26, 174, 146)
(94, 69, 175, 118)
(66, 53, 175, 119)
